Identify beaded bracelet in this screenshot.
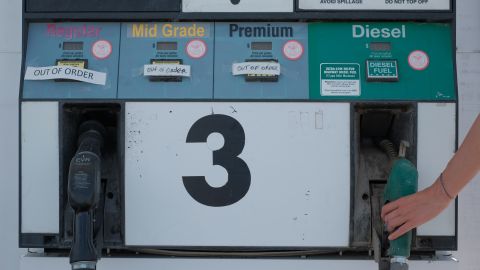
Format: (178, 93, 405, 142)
(439, 173, 454, 200)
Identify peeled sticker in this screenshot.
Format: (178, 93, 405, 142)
(144, 64, 192, 77)
(232, 62, 281, 76)
(24, 66, 107, 85)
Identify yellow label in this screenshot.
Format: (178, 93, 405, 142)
(133, 24, 158, 38)
(162, 24, 205, 38)
(130, 23, 207, 38)
(57, 60, 86, 69)
(151, 60, 181, 65)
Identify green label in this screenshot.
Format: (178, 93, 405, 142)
(321, 63, 361, 96)
(309, 22, 456, 101)
(366, 60, 398, 81)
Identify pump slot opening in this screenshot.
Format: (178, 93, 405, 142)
(59, 103, 124, 253)
(351, 103, 416, 249)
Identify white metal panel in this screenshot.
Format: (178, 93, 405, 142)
(125, 102, 350, 247)
(183, 0, 293, 12)
(299, 0, 450, 11)
(21, 102, 59, 234)
(19, 256, 459, 270)
(417, 103, 456, 236)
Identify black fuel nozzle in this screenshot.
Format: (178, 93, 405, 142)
(68, 121, 106, 270)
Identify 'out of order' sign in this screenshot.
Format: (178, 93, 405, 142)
(24, 66, 107, 85)
(232, 62, 281, 76)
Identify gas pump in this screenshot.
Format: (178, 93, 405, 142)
(20, 1, 458, 270)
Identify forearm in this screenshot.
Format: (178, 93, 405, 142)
(381, 114, 480, 240)
(441, 114, 480, 198)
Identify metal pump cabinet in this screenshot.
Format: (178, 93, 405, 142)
(20, 1, 458, 270)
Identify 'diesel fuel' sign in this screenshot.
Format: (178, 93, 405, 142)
(183, 0, 293, 12)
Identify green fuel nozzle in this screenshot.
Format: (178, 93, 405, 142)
(382, 140, 418, 270)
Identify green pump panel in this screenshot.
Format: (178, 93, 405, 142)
(309, 22, 456, 101)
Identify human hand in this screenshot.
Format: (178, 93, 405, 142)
(381, 179, 453, 240)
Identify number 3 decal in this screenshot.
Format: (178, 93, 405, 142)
(183, 114, 251, 207)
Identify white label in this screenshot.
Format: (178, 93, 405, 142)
(320, 63, 361, 96)
(232, 62, 281, 76)
(125, 102, 351, 247)
(321, 80, 360, 96)
(408, 50, 430, 71)
(183, 0, 293, 12)
(283, 40, 304, 60)
(24, 66, 107, 85)
(299, 0, 450, 10)
(92, 40, 112, 60)
(186, 39, 207, 59)
(144, 64, 192, 77)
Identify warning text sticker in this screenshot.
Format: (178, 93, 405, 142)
(320, 63, 361, 96)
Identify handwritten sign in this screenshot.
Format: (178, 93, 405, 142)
(144, 64, 192, 77)
(232, 62, 281, 76)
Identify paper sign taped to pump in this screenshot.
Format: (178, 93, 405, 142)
(24, 66, 107, 85)
(232, 62, 281, 76)
(144, 64, 192, 77)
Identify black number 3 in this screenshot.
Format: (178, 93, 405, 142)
(183, 114, 251, 207)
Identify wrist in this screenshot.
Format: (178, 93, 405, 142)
(431, 176, 454, 203)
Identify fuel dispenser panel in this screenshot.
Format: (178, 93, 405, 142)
(18, 17, 459, 270)
(118, 23, 214, 99)
(308, 22, 456, 101)
(214, 23, 309, 100)
(23, 23, 120, 99)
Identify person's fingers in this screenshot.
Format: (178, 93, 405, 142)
(381, 200, 400, 219)
(386, 215, 407, 232)
(388, 222, 415, 240)
(383, 208, 402, 224)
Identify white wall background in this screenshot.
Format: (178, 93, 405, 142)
(0, 0, 479, 269)
(455, 0, 480, 269)
(0, 0, 24, 270)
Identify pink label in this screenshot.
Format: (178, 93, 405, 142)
(92, 40, 113, 60)
(283, 40, 304, 61)
(186, 39, 207, 59)
(46, 24, 102, 40)
(408, 50, 430, 71)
